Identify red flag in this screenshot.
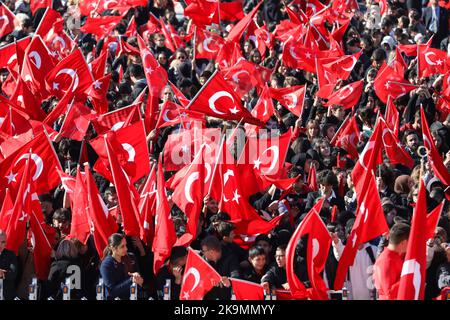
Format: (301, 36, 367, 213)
(379, 116, 414, 169)
(80, 15, 123, 40)
(417, 44, 448, 78)
(42, 81, 76, 127)
(10, 76, 46, 121)
(125, 15, 137, 38)
(420, 107, 450, 186)
(90, 47, 108, 80)
(152, 157, 177, 274)
(30, 0, 52, 14)
(90, 120, 150, 183)
(286, 198, 330, 299)
(226, 1, 263, 44)
(171, 148, 206, 246)
(334, 171, 388, 290)
(385, 96, 400, 137)
(156, 100, 205, 129)
(20, 36, 56, 99)
(307, 163, 318, 192)
(158, 17, 177, 53)
(169, 81, 190, 107)
(270, 85, 306, 117)
(216, 40, 244, 70)
(0, 36, 31, 71)
(0, 3, 15, 38)
(230, 278, 265, 300)
(5, 159, 31, 255)
(84, 164, 117, 259)
(0, 188, 13, 231)
(397, 180, 428, 300)
(243, 129, 292, 178)
(322, 51, 362, 81)
(351, 121, 383, 193)
(220, 2, 245, 21)
(184, 0, 219, 27)
(324, 80, 364, 109)
(105, 139, 142, 238)
(187, 71, 262, 126)
(330, 19, 351, 44)
(331, 116, 360, 159)
(59, 102, 95, 141)
(91, 103, 141, 134)
(138, 165, 156, 246)
(251, 86, 275, 123)
(137, 35, 168, 96)
(374, 62, 416, 103)
(426, 203, 444, 240)
(45, 49, 94, 98)
(180, 248, 222, 300)
(68, 167, 91, 245)
(0, 133, 63, 196)
(86, 73, 112, 115)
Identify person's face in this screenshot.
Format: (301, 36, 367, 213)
(176, 53, 187, 61)
(112, 238, 128, 257)
(157, 54, 167, 65)
(319, 143, 331, 157)
(41, 201, 54, 217)
(249, 254, 266, 272)
(432, 132, 442, 148)
(320, 183, 333, 195)
(202, 246, 221, 262)
(307, 124, 319, 138)
(332, 107, 345, 120)
(0, 234, 6, 253)
(326, 126, 336, 140)
(162, 88, 173, 102)
(256, 240, 271, 256)
(0, 72, 8, 82)
(156, 37, 165, 47)
(275, 249, 286, 268)
(406, 134, 419, 150)
(173, 256, 187, 268)
(252, 53, 261, 64)
(106, 193, 118, 207)
(53, 219, 69, 231)
(206, 199, 218, 214)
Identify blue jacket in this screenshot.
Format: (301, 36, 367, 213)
(100, 255, 133, 300)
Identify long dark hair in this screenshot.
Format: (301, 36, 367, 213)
(102, 233, 125, 259)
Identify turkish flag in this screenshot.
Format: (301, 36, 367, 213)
(322, 51, 362, 81)
(397, 180, 428, 300)
(169, 81, 190, 107)
(42, 81, 76, 127)
(324, 80, 364, 109)
(385, 96, 400, 137)
(351, 120, 383, 193)
(379, 117, 414, 169)
(0, 188, 13, 231)
(216, 40, 244, 70)
(243, 128, 292, 178)
(251, 86, 275, 123)
(105, 139, 143, 238)
(330, 19, 351, 44)
(226, 1, 263, 44)
(138, 165, 156, 246)
(0, 36, 31, 72)
(158, 17, 177, 52)
(119, 38, 141, 57)
(334, 170, 388, 290)
(80, 15, 123, 40)
(0, 3, 15, 38)
(426, 203, 444, 240)
(5, 159, 32, 255)
(89, 47, 108, 80)
(59, 102, 95, 141)
(286, 198, 330, 299)
(86, 73, 112, 115)
(20, 36, 56, 100)
(125, 15, 137, 38)
(152, 157, 177, 274)
(220, 1, 245, 21)
(270, 85, 307, 117)
(374, 62, 416, 103)
(30, 0, 52, 14)
(188, 71, 262, 126)
(0, 132, 63, 197)
(137, 35, 168, 96)
(171, 148, 206, 246)
(221, 60, 270, 97)
(45, 49, 94, 99)
(307, 163, 318, 192)
(418, 44, 448, 78)
(230, 279, 265, 300)
(90, 120, 150, 183)
(91, 103, 141, 134)
(331, 116, 360, 159)
(420, 107, 450, 186)
(184, 0, 218, 26)
(10, 76, 46, 121)
(180, 248, 222, 300)
(156, 100, 205, 129)
(84, 164, 118, 259)
(68, 167, 91, 245)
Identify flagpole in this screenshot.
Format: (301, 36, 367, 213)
(193, 26, 197, 62)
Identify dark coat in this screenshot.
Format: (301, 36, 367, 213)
(0, 249, 18, 300)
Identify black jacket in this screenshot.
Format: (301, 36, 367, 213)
(155, 264, 181, 300)
(0, 249, 18, 300)
(261, 263, 287, 289)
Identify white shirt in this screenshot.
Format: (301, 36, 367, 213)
(333, 241, 378, 300)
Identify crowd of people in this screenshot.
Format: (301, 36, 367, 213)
(0, 0, 449, 300)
